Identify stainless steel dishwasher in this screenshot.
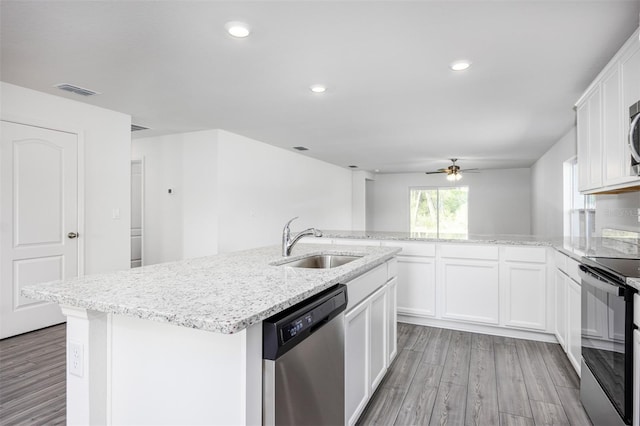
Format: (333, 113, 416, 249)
(263, 284, 348, 426)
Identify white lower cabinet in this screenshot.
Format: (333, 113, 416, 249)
(502, 262, 547, 330)
(344, 260, 397, 426)
(567, 278, 582, 376)
(345, 301, 369, 426)
(554, 270, 568, 351)
(396, 256, 436, 317)
(369, 286, 387, 393)
(386, 277, 398, 363)
(441, 259, 500, 324)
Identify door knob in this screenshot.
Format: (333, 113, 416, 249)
(67, 232, 78, 239)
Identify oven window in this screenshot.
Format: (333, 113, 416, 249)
(581, 281, 627, 418)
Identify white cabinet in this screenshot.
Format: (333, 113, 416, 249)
(383, 242, 436, 318)
(344, 260, 397, 426)
(567, 277, 582, 376)
(577, 86, 603, 192)
(554, 270, 568, 350)
(369, 287, 387, 393)
(386, 277, 398, 363)
(502, 262, 547, 331)
(396, 256, 436, 317)
(577, 28, 640, 193)
(345, 301, 369, 426)
(440, 259, 500, 324)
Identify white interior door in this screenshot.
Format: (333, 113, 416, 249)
(0, 121, 78, 338)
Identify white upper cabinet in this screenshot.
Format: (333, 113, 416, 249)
(577, 28, 640, 193)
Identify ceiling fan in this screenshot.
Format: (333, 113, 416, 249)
(424, 158, 479, 181)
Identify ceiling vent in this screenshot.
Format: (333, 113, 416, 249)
(55, 83, 99, 97)
(131, 124, 150, 132)
(293, 146, 309, 151)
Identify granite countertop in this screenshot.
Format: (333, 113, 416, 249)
(21, 244, 400, 334)
(320, 230, 640, 260)
(320, 230, 556, 246)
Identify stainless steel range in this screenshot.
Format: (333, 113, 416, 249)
(579, 257, 639, 425)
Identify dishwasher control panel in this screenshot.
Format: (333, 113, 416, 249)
(263, 284, 348, 360)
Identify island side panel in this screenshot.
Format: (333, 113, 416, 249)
(109, 315, 262, 425)
(61, 306, 109, 426)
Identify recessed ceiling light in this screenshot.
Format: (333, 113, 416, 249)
(450, 60, 471, 71)
(348, 165, 358, 169)
(225, 21, 250, 38)
(310, 85, 326, 93)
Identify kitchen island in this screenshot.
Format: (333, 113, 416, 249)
(22, 244, 399, 426)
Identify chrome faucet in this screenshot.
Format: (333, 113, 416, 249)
(282, 217, 323, 257)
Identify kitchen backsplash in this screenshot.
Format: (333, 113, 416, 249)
(595, 192, 640, 235)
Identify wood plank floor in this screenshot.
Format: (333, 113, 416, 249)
(358, 323, 592, 426)
(0, 324, 66, 425)
(0, 322, 592, 426)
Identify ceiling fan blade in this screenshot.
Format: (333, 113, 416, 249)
(459, 168, 480, 172)
(424, 170, 446, 174)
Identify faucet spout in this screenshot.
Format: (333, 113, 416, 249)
(282, 217, 323, 257)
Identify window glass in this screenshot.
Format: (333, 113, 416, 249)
(410, 187, 468, 237)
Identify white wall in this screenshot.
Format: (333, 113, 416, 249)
(132, 130, 218, 265)
(1, 82, 131, 274)
(216, 130, 352, 252)
(530, 128, 577, 237)
(351, 170, 374, 231)
(133, 129, 352, 261)
(367, 168, 531, 235)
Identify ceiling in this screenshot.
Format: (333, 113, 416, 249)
(1, 1, 639, 173)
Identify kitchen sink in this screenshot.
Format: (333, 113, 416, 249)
(278, 254, 363, 269)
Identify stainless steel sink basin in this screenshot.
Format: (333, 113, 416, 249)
(279, 254, 363, 269)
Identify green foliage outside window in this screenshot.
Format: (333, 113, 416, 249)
(410, 187, 469, 237)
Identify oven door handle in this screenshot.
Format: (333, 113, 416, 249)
(629, 112, 640, 162)
(578, 265, 623, 296)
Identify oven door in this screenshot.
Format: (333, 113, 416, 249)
(580, 265, 634, 424)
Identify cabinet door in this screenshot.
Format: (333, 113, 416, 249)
(345, 302, 369, 426)
(555, 270, 568, 351)
(386, 278, 398, 364)
(502, 262, 547, 331)
(577, 87, 604, 192)
(369, 287, 387, 393)
(567, 279, 582, 376)
(441, 259, 500, 324)
(602, 64, 627, 185)
(396, 256, 436, 317)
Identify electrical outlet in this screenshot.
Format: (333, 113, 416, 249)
(69, 341, 84, 377)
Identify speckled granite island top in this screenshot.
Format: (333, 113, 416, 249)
(21, 244, 400, 334)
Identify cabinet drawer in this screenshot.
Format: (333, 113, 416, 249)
(567, 258, 581, 283)
(439, 244, 499, 260)
(503, 246, 547, 263)
(346, 263, 387, 311)
(555, 250, 567, 273)
(381, 241, 435, 257)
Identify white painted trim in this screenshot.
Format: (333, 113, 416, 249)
(398, 315, 559, 343)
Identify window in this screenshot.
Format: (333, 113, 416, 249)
(563, 157, 595, 244)
(409, 187, 469, 237)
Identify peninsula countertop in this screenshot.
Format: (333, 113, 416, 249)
(21, 244, 400, 334)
